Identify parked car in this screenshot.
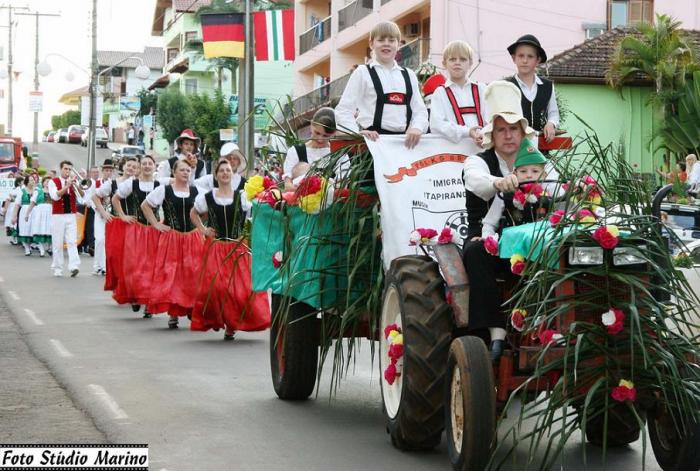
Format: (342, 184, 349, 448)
(57, 128, 68, 143)
(81, 127, 109, 148)
(67, 125, 84, 144)
(47, 131, 56, 143)
(112, 145, 144, 168)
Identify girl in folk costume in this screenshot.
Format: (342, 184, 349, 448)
(5, 176, 23, 244)
(142, 159, 205, 329)
(430, 40, 489, 145)
(98, 157, 139, 281)
(12, 175, 35, 256)
(335, 21, 428, 149)
(90, 159, 116, 275)
(194, 142, 247, 194)
(111, 154, 162, 317)
(283, 108, 338, 192)
(26, 176, 52, 257)
(190, 159, 270, 340)
(156, 128, 207, 184)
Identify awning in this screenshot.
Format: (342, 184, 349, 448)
(148, 73, 170, 90)
(58, 85, 89, 106)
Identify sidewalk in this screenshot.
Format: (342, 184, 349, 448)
(0, 299, 106, 443)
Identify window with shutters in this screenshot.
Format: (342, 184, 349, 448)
(608, 0, 653, 28)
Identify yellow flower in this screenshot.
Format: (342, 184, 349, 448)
(607, 225, 620, 237)
(244, 175, 265, 201)
(393, 334, 403, 345)
(298, 178, 328, 214)
(510, 254, 525, 265)
(619, 379, 634, 389)
(388, 330, 399, 340)
(512, 308, 527, 317)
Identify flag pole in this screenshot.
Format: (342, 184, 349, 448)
(238, 0, 254, 173)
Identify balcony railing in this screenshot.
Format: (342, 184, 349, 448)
(396, 38, 430, 71)
(338, 0, 373, 32)
(299, 16, 331, 55)
(287, 73, 351, 118)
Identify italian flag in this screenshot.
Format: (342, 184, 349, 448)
(253, 9, 295, 61)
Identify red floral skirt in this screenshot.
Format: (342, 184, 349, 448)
(104, 219, 127, 291)
(146, 230, 205, 317)
(113, 223, 161, 305)
(191, 239, 271, 332)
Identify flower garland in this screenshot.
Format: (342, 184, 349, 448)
(383, 324, 404, 385)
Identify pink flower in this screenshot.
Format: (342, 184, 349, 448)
(611, 379, 637, 402)
(549, 209, 566, 227)
(383, 323, 400, 339)
(521, 183, 544, 200)
(438, 227, 458, 245)
(538, 329, 563, 345)
(582, 175, 597, 187)
(511, 308, 527, 332)
(592, 225, 620, 249)
(384, 363, 398, 385)
(510, 254, 526, 275)
(272, 251, 283, 268)
(562, 183, 570, 191)
(388, 343, 404, 361)
(296, 175, 322, 197)
(513, 190, 526, 210)
(409, 228, 438, 246)
(484, 234, 499, 256)
(263, 175, 276, 190)
(577, 209, 596, 224)
(282, 191, 297, 205)
(262, 189, 283, 209)
(601, 308, 625, 335)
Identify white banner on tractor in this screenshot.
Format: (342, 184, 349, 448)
(366, 135, 480, 269)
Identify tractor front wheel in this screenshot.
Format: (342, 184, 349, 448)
(649, 404, 700, 471)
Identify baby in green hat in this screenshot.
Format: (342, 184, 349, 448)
(481, 139, 548, 238)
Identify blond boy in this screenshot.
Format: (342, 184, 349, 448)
(430, 40, 488, 145)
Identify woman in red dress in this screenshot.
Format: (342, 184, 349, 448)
(190, 159, 270, 339)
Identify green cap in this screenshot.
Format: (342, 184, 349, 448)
(514, 139, 547, 168)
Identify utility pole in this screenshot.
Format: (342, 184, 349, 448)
(0, 5, 29, 136)
(88, 0, 98, 169)
(16, 11, 60, 149)
(238, 0, 254, 172)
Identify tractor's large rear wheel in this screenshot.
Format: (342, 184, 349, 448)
(445, 336, 496, 471)
(583, 404, 643, 447)
(270, 294, 318, 400)
(649, 404, 700, 470)
(380, 256, 453, 450)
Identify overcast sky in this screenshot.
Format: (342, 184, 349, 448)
(2, 0, 162, 138)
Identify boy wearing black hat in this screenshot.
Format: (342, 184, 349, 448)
(506, 34, 560, 143)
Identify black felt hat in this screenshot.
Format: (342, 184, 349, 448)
(101, 158, 114, 168)
(507, 34, 547, 63)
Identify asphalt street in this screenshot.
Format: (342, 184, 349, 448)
(0, 142, 664, 470)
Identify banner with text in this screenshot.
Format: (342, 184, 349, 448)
(366, 135, 479, 269)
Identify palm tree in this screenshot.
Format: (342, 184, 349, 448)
(189, 0, 293, 93)
(607, 14, 698, 114)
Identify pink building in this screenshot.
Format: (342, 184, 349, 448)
(291, 0, 700, 121)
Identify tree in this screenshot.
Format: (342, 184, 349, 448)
(186, 89, 232, 160)
(51, 110, 81, 130)
(658, 71, 700, 156)
(156, 88, 191, 145)
(607, 14, 698, 113)
(137, 88, 158, 117)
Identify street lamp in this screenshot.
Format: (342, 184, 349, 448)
(0, 67, 7, 79)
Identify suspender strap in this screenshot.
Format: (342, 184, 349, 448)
(294, 144, 308, 163)
(444, 84, 484, 128)
(366, 64, 413, 133)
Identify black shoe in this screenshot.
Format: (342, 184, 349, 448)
(143, 312, 152, 319)
(131, 304, 141, 312)
(168, 318, 179, 329)
(224, 332, 236, 341)
(490, 339, 505, 361)
(70, 269, 79, 278)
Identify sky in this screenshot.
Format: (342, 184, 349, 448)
(1, 0, 163, 139)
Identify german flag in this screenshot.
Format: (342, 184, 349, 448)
(201, 13, 245, 59)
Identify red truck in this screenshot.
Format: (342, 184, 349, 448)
(0, 137, 22, 174)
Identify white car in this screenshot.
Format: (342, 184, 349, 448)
(81, 127, 109, 148)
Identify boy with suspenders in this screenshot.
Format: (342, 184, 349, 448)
(430, 40, 488, 146)
(335, 21, 428, 150)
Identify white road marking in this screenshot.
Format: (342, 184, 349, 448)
(7, 290, 19, 300)
(23, 309, 44, 326)
(49, 339, 74, 358)
(88, 384, 129, 420)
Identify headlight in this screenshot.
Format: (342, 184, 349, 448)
(612, 246, 647, 266)
(568, 246, 604, 265)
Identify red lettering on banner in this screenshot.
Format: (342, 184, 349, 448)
(383, 153, 467, 183)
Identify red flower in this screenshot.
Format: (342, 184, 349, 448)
(272, 251, 283, 269)
(384, 363, 398, 385)
(601, 308, 625, 335)
(417, 228, 438, 240)
(388, 343, 404, 361)
(592, 225, 620, 249)
(263, 176, 276, 190)
(511, 260, 525, 275)
(582, 175, 597, 187)
(296, 175, 322, 197)
(546, 370, 562, 386)
(611, 380, 637, 402)
(538, 329, 562, 345)
(262, 189, 283, 209)
(484, 235, 499, 256)
(513, 190, 527, 210)
(577, 208, 596, 223)
(446, 291, 454, 306)
(549, 209, 566, 227)
(333, 188, 377, 208)
(383, 323, 400, 339)
(438, 227, 455, 245)
(511, 308, 527, 332)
